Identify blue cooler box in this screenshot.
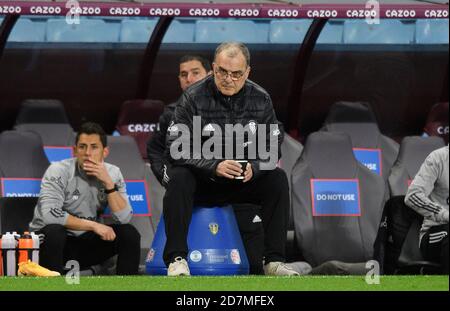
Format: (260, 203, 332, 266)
(146, 205, 249, 275)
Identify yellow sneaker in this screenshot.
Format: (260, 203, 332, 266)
(18, 260, 61, 277)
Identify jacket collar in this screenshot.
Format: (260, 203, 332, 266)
(210, 77, 246, 103)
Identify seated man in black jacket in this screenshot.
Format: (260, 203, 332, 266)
(163, 42, 297, 276)
(147, 55, 211, 185)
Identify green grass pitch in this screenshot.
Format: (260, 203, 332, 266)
(0, 275, 448, 291)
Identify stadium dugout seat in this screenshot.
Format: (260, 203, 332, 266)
(269, 20, 310, 44)
(15, 99, 69, 125)
(278, 134, 303, 259)
(15, 123, 75, 147)
(115, 99, 165, 160)
(321, 101, 399, 181)
(15, 123, 76, 163)
(416, 19, 449, 44)
(8, 18, 46, 42)
(396, 213, 441, 274)
(423, 102, 449, 144)
(317, 20, 344, 44)
(119, 19, 157, 43)
(269, 20, 343, 44)
(0, 197, 38, 234)
(388, 136, 445, 197)
(120, 19, 195, 43)
(0, 131, 50, 180)
(344, 19, 414, 44)
(0, 131, 50, 198)
(195, 20, 268, 43)
(46, 19, 120, 42)
(106, 135, 165, 268)
(291, 131, 387, 267)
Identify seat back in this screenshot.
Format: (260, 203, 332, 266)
(398, 217, 425, 265)
(106, 136, 163, 264)
(388, 136, 445, 197)
(0, 197, 38, 234)
(15, 99, 69, 125)
(196, 20, 268, 43)
(15, 123, 76, 163)
(291, 131, 386, 266)
(115, 99, 165, 159)
(344, 20, 414, 44)
(120, 20, 195, 43)
(279, 133, 303, 231)
(269, 20, 343, 44)
(15, 123, 75, 147)
(322, 101, 399, 181)
(397, 215, 441, 273)
(46, 19, 120, 42)
(9, 18, 46, 42)
(0, 131, 50, 180)
(416, 19, 449, 44)
(423, 102, 449, 144)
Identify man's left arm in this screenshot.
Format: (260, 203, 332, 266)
(83, 160, 132, 224)
(250, 96, 284, 180)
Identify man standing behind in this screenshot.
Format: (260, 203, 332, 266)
(147, 55, 211, 186)
(163, 42, 297, 276)
(28, 122, 140, 275)
(405, 145, 449, 274)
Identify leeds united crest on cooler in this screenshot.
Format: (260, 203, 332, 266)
(209, 222, 219, 235)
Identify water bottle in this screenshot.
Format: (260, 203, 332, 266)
(1, 233, 17, 276)
(18, 232, 33, 264)
(30, 232, 40, 264)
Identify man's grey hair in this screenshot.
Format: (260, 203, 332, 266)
(214, 42, 250, 68)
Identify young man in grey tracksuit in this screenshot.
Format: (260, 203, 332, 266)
(29, 122, 140, 275)
(405, 145, 449, 274)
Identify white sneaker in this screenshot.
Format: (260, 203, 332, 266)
(285, 261, 312, 275)
(167, 257, 190, 276)
(264, 261, 300, 276)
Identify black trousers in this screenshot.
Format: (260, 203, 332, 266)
(162, 166, 289, 267)
(37, 223, 141, 275)
(420, 224, 449, 274)
(234, 204, 264, 275)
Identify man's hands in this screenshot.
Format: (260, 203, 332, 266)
(83, 158, 114, 189)
(92, 223, 116, 241)
(216, 160, 253, 183)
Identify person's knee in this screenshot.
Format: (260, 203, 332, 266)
(114, 224, 141, 245)
(40, 224, 67, 248)
(265, 168, 289, 190)
(166, 167, 196, 191)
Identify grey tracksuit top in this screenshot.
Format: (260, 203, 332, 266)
(29, 158, 133, 236)
(405, 146, 449, 242)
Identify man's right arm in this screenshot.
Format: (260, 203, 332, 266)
(38, 165, 115, 238)
(37, 165, 70, 227)
(166, 93, 220, 177)
(405, 152, 449, 223)
(147, 106, 174, 185)
(65, 216, 116, 241)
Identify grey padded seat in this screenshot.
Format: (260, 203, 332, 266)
(0, 130, 50, 181)
(291, 131, 387, 267)
(321, 101, 399, 181)
(279, 133, 304, 260)
(388, 136, 445, 197)
(15, 123, 76, 146)
(0, 197, 38, 234)
(15, 99, 69, 125)
(278, 134, 303, 248)
(106, 135, 163, 266)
